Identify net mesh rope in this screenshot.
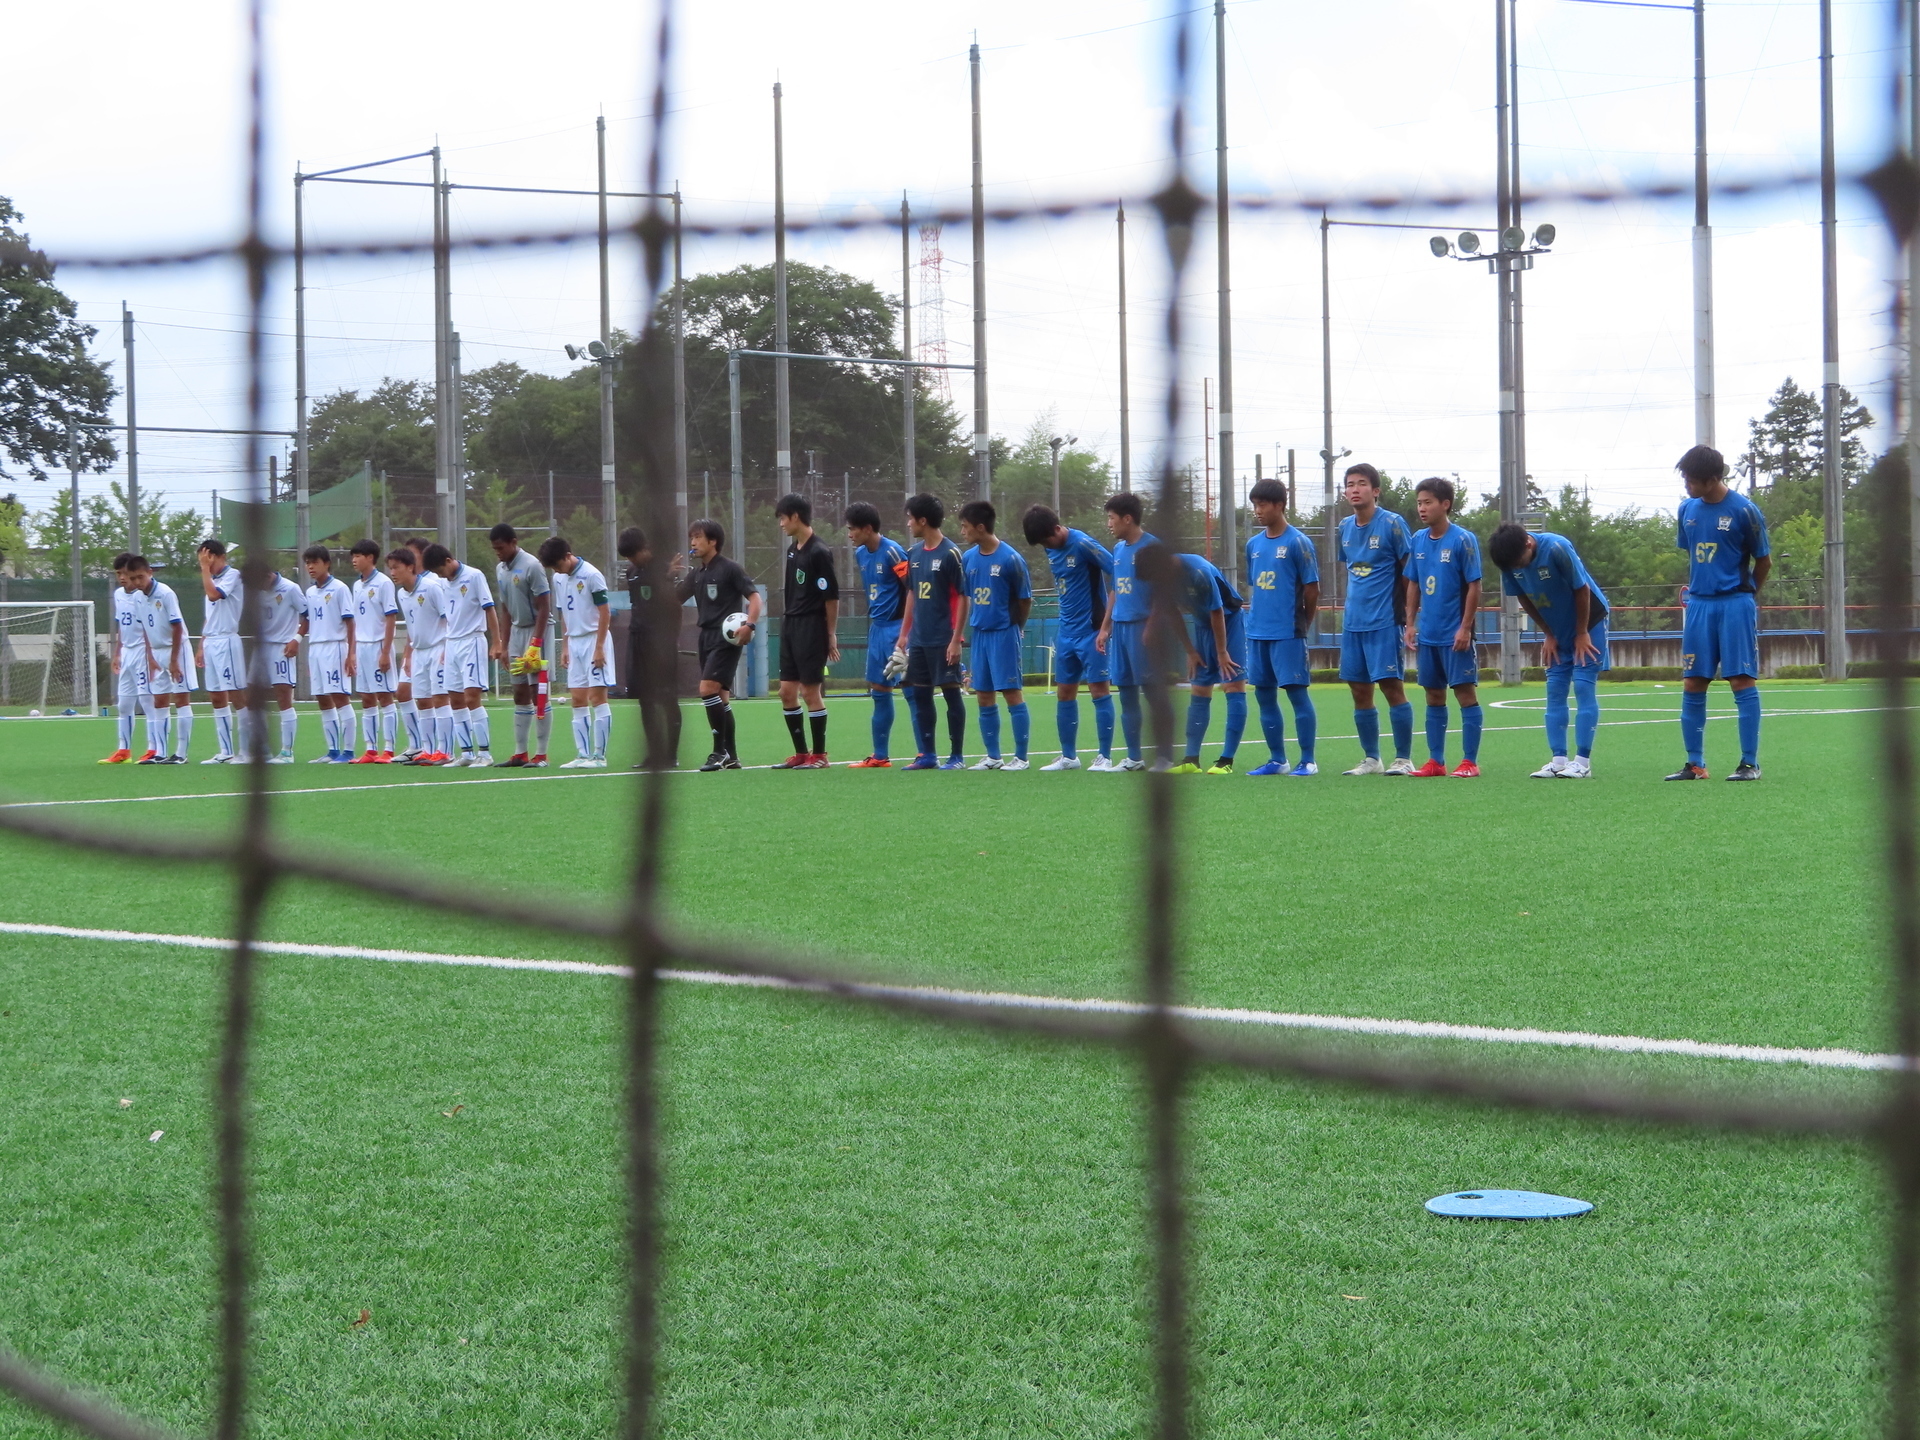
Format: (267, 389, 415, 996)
(0, 2, 1917, 1437)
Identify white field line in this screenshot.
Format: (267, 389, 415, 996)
(0, 920, 1897, 1073)
(0, 701, 1895, 811)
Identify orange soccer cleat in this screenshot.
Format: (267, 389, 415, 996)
(350, 750, 379, 764)
(1409, 759, 1449, 778)
(375, 751, 395, 764)
(847, 756, 892, 768)
(98, 749, 132, 765)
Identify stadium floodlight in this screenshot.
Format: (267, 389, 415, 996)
(1429, 235, 1452, 258)
(1500, 226, 1526, 252)
(587, 340, 609, 360)
(1532, 223, 1556, 247)
(563, 344, 583, 361)
(1457, 231, 1481, 254)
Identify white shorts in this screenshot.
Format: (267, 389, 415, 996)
(202, 634, 247, 693)
(444, 632, 488, 694)
(354, 642, 396, 696)
(408, 642, 445, 700)
(115, 661, 151, 705)
(142, 650, 197, 696)
(565, 639, 615, 691)
(307, 639, 350, 696)
(264, 649, 298, 690)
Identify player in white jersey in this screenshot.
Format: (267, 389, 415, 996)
(390, 547, 453, 764)
(99, 554, 154, 763)
(299, 546, 359, 762)
(194, 538, 247, 764)
(124, 554, 198, 763)
(253, 567, 306, 761)
(536, 534, 613, 767)
(347, 539, 400, 763)
(426, 542, 501, 767)
(489, 523, 555, 767)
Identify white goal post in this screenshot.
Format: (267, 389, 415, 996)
(0, 602, 99, 716)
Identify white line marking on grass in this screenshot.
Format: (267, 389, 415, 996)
(0, 920, 1898, 1073)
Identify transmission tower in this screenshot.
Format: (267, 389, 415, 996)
(917, 222, 952, 404)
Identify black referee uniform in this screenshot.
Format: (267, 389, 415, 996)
(675, 554, 757, 767)
(780, 532, 839, 758)
(625, 556, 682, 767)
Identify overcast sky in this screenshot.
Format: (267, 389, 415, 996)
(4, 0, 1909, 524)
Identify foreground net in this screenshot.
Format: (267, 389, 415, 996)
(2, 2, 1919, 1438)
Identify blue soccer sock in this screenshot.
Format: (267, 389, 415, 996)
(1544, 668, 1571, 757)
(870, 688, 895, 759)
(1120, 686, 1144, 761)
(1735, 684, 1761, 766)
(1287, 685, 1317, 763)
(1184, 694, 1212, 760)
(1255, 686, 1286, 760)
(1056, 697, 1080, 758)
(1460, 703, 1483, 763)
(1354, 706, 1380, 759)
(1573, 672, 1599, 757)
(1092, 691, 1116, 758)
(1681, 689, 1708, 767)
(1388, 701, 1415, 760)
(1007, 700, 1030, 760)
(907, 686, 936, 756)
(1425, 704, 1448, 764)
(942, 686, 967, 759)
(1222, 691, 1247, 760)
(978, 701, 1002, 759)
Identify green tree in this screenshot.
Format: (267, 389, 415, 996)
(468, 364, 601, 478)
(1738, 376, 1873, 523)
(991, 414, 1115, 544)
(26, 483, 205, 578)
(0, 492, 25, 570)
(0, 198, 117, 485)
(308, 379, 435, 491)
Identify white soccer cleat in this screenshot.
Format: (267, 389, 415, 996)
(200, 753, 233, 765)
(1343, 756, 1386, 776)
(308, 753, 333, 764)
(586, 756, 608, 768)
(1040, 755, 1081, 770)
(560, 757, 589, 768)
(1148, 758, 1173, 772)
(1558, 755, 1592, 778)
(395, 749, 421, 764)
(968, 757, 1004, 770)
(1085, 756, 1119, 772)
(1000, 757, 1030, 771)
(1117, 757, 1146, 772)
(445, 753, 471, 768)
(468, 752, 493, 769)
(267, 752, 294, 766)
(1384, 757, 1416, 776)
(1531, 756, 1569, 778)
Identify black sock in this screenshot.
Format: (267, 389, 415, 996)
(808, 709, 828, 754)
(942, 685, 966, 758)
(704, 695, 727, 749)
(908, 686, 936, 754)
(720, 704, 737, 757)
(783, 707, 806, 753)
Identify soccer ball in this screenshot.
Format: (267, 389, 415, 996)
(27, 709, 41, 717)
(721, 611, 752, 646)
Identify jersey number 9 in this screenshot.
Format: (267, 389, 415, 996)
(1424, 575, 1437, 595)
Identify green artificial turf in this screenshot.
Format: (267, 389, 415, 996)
(0, 680, 1900, 1436)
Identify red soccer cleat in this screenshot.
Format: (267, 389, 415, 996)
(136, 750, 158, 764)
(1450, 760, 1480, 778)
(847, 756, 892, 768)
(528, 754, 548, 768)
(350, 750, 379, 764)
(1410, 759, 1449, 778)
(774, 753, 810, 769)
(98, 749, 132, 765)
(800, 753, 830, 769)
(375, 751, 395, 764)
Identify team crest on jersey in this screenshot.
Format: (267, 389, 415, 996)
(1717, 516, 1733, 531)
(1368, 536, 1380, 549)
(706, 583, 717, 599)
(816, 576, 828, 589)
(990, 564, 1001, 576)
(1277, 547, 1288, 558)
(1441, 549, 1452, 561)
(639, 585, 652, 600)
(1538, 567, 1551, 580)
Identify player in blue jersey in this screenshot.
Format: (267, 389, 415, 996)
(1242, 478, 1320, 775)
(1095, 493, 1175, 770)
(1336, 463, 1415, 775)
(1489, 522, 1611, 777)
(1667, 445, 1770, 780)
(844, 502, 910, 767)
(1401, 477, 1484, 777)
(1023, 505, 1118, 771)
(1167, 553, 1247, 773)
(894, 493, 970, 769)
(958, 501, 1034, 769)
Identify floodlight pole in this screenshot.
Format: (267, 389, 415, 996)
(294, 167, 311, 562)
(121, 304, 139, 553)
(1909, 0, 1920, 605)
(1050, 435, 1065, 514)
(1318, 211, 1340, 607)
(970, 41, 991, 502)
(1819, 0, 1848, 680)
(1495, 0, 1522, 685)
(1214, 0, 1238, 581)
(674, 186, 689, 553)
(773, 84, 792, 493)
(1118, 202, 1131, 490)
(901, 193, 916, 498)
(452, 330, 466, 561)
(1692, 0, 1715, 448)
(1510, 0, 1529, 536)
(432, 146, 452, 551)
(67, 424, 80, 602)
(729, 353, 745, 566)
(598, 115, 618, 580)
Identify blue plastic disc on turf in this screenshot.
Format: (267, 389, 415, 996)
(1425, 1189, 1592, 1220)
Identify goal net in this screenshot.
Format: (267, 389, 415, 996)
(0, 602, 98, 716)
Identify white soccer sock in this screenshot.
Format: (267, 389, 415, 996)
(399, 699, 421, 750)
(452, 709, 473, 754)
(279, 706, 298, 755)
(212, 706, 232, 756)
(535, 707, 553, 756)
(473, 707, 491, 752)
(592, 702, 611, 759)
(141, 696, 163, 753)
(150, 704, 171, 758)
(360, 705, 377, 753)
(379, 702, 397, 752)
(572, 707, 592, 759)
(117, 704, 134, 750)
(513, 704, 533, 754)
(173, 704, 194, 757)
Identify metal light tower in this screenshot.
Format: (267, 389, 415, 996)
(773, 84, 792, 493)
(1819, 0, 1848, 681)
(901, 193, 916, 497)
(1213, 0, 1237, 580)
(1118, 202, 1131, 490)
(122, 304, 139, 553)
(970, 42, 991, 502)
(1693, 0, 1715, 447)
(1049, 433, 1077, 514)
(597, 115, 616, 580)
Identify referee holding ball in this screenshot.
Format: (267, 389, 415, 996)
(673, 519, 760, 771)
(775, 493, 841, 768)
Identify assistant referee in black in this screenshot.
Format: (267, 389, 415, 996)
(775, 493, 841, 768)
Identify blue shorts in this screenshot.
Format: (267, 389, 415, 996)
(1681, 594, 1759, 680)
(1053, 630, 1110, 686)
(1190, 610, 1248, 687)
(1545, 620, 1611, 681)
(970, 627, 1024, 692)
(1416, 641, 1479, 690)
(1111, 619, 1160, 687)
(1247, 636, 1311, 690)
(865, 618, 902, 686)
(1339, 627, 1404, 683)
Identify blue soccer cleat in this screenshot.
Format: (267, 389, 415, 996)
(903, 754, 939, 770)
(938, 756, 967, 771)
(1246, 760, 1287, 777)
(1286, 761, 1320, 777)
